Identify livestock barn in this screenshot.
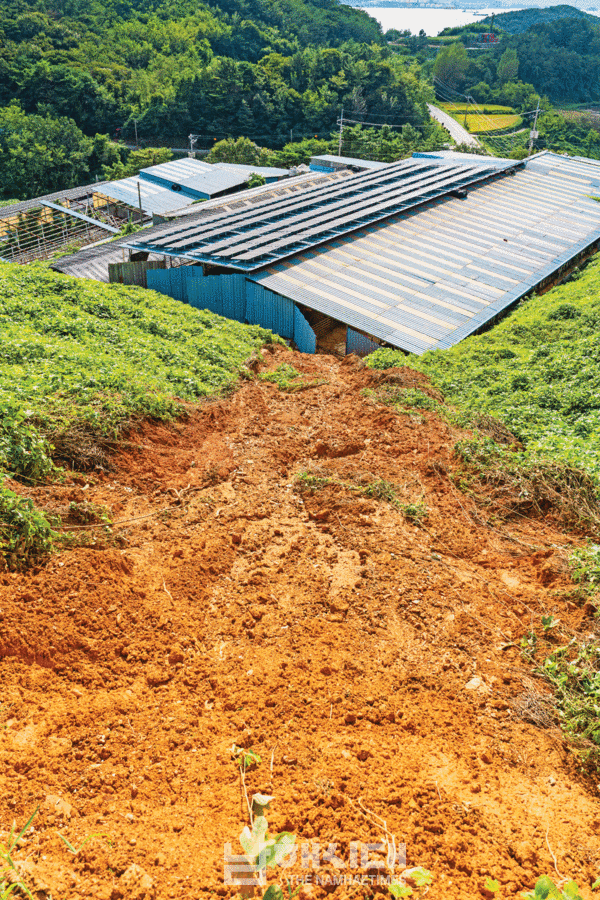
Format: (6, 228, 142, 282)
(117, 150, 600, 356)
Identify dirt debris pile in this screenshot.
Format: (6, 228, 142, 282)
(1, 347, 599, 900)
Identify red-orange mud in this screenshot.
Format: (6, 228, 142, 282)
(1, 347, 599, 900)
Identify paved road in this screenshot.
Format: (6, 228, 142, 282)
(427, 103, 481, 149)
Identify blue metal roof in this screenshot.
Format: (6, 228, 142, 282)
(126, 157, 518, 270)
(99, 158, 261, 215)
(249, 153, 600, 354)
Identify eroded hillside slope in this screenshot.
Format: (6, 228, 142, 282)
(1, 347, 599, 900)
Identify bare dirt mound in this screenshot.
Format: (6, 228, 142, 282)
(1, 346, 599, 900)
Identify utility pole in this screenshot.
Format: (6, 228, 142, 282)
(134, 119, 139, 149)
(528, 99, 540, 156)
(338, 107, 344, 156)
(137, 181, 143, 224)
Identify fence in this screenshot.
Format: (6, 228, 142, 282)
(346, 327, 380, 357)
(146, 267, 316, 353)
(108, 260, 165, 288)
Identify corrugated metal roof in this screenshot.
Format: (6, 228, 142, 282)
(50, 240, 162, 283)
(249, 153, 600, 354)
(96, 177, 195, 215)
(160, 170, 351, 220)
(99, 159, 254, 215)
(140, 159, 250, 198)
(126, 157, 518, 270)
(139, 158, 213, 184)
(213, 162, 290, 179)
(310, 155, 389, 170)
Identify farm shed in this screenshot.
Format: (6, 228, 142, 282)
(123, 151, 600, 355)
(96, 158, 292, 219)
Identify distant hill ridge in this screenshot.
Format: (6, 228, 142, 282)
(482, 5, 600, 34)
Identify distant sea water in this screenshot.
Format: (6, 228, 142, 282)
(360, 6, 600, 35)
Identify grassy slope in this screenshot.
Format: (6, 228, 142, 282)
(368, 256, 600, 478)
(0, 261, 273, 479)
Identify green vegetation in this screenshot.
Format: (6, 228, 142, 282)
(367, 258, 600, 480)
(0, 0, 448, 199)
(389, 867, 433, 898)
(0, 261, 275, 566)
(570, 542, 600, 592)
(522, 874, 584, 899)
(0, 807, 38, 900)
(259, 363, 326, 392)
(482, 6, 600, 36)
(0, 104, 121, 200)
(399, 500, 428, 526)
(0, 488, 58, 570)
(237, 794, 295, 894)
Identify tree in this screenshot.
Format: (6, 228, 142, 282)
(103, 147, 173, 180)
(206, 137, 273, 166)
(497, 48, 519, 85)
(433, 43, 469, 92)
(0, 104, 93, 200)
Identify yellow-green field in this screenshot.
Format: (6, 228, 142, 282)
(439, 102, 514, 115)
(464, 113, 522, 132)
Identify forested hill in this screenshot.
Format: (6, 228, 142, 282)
(0, 0, 428, 150)
(482, 5, 600, 34)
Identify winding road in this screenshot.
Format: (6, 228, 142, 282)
(427, 103, 482, 149)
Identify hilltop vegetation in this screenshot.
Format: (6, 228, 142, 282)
(368, 257, 600, 480)
(481, 5, 600, 35)
(437, 13, 600, 105)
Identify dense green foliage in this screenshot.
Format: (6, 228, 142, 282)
(0, 104, 122, 199)
(481, 5, 600, 36)
(437, 13, 600, 105)
(0, 0, 447, 198)
(0, 261, 274, 480)
(367, 257, 600, 479)
(0, 0, 435, 145)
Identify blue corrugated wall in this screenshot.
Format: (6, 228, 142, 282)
(346, 327, 380, 357)
(294, 306, 317, 354)
(146, 266, 316, 353)
(147, 266, 203, 302)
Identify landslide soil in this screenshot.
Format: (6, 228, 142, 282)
(1, 346, 599, 900)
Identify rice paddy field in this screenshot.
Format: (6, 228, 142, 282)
(439, 103, 522, 133)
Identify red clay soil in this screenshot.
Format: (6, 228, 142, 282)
(1, 346, 599, 900)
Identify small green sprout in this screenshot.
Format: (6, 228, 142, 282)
(232, 744, 262, 770)
(521, 875, 583, 899)
(389, 867, 433, 897)
(0, 807, 39, 900)
(58, 832, 112, 854)
(485, 876, 501, 894)
(542, 615, 559, 632)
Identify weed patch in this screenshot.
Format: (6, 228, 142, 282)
(0, 807, 38, 900)
(259, 364, 326, 392)
(0, 487, 59, 570)
(453, 436, 600, 533)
